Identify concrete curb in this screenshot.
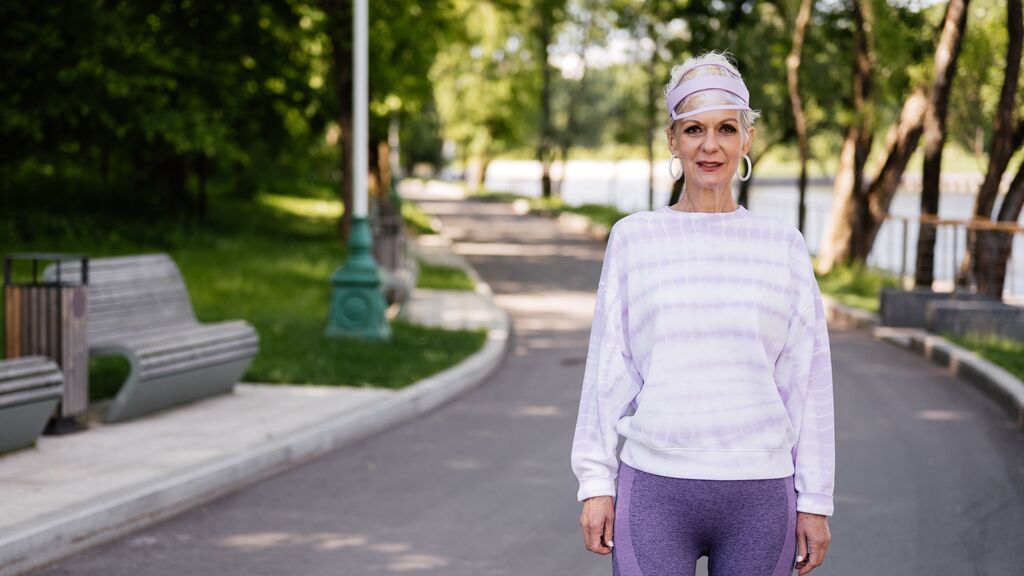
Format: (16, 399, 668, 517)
(0, 262, 511, 576)
(822, 294, 1024, 428)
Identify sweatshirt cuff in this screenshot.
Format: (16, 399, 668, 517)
(577, 477, 616, 502)
(796, 492, 834, 516)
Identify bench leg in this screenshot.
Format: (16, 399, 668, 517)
(0, 399, 59, 455)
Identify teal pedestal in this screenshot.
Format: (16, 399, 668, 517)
(325, 216, 392, 341)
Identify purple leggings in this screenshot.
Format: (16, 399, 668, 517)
(612, 461, 797, 576)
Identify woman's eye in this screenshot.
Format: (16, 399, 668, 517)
(720, 124, 737, 133)
(684, 126, 703, 135)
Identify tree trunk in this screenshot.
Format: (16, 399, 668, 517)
(817, 0, 875, 273)
(339, 114, 354, 239)
(325, 0, 354, 241)
(978, 164, 1024, 296)
(915, 0, 971, 290)
(368, 135, 383, 201)
(646, 29, 657, 211)
(377, 139, 392, 202)
(537, 6, 555, 199)
(787, 0, 814, 234)
(469, 132, 493, 193)
(960, 0, 1023, 292)
(858, 88, 928, 258)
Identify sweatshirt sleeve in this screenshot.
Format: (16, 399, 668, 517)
(775, 232, 836, 516)
(570, 224, 643, 502)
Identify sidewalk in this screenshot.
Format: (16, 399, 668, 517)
(0, 226, 510, 576)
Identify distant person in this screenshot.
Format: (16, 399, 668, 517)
(570, 51, 835, 575)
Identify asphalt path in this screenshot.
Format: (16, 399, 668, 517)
(33, 197, 1024, 575)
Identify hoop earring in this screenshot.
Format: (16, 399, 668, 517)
(668, 154, 683, 181)
(738, 154, 752, 182)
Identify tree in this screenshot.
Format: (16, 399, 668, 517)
(322, 0, 355, 238)
(959, 0, 1023, 296)
(0, 1, 324, 222)
(432, 0, 537, 193)
(529, 0, 567, 199)
(550, 0, 611, 196)
(914, 0, 971, 289)
(787, 0, 815, 233)
(817, 0, 876, 271)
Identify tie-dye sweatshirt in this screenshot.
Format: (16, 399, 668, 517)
(570, 204, 836, 516)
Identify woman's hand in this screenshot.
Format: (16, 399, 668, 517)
(795, 512, 831, 574)
(580, 495, 615, 555)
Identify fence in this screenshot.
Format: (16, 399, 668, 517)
(873, 213, 1023, 302)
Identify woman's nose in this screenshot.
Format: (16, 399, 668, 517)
(701, 132, 719, 153)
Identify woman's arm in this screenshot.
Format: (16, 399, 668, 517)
(777, 232, 836, 573)
(570, 225, 642, 501)
(776, 232, 836, 516)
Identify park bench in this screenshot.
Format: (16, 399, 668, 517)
(0, 356, 64, 454)
(44, 254, 259, 423)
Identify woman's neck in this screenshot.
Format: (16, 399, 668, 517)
(673, 184, 737, 212)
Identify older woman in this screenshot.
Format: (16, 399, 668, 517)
(570, 52, 835, 576)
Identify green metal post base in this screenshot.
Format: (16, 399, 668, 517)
(325, 216, 392, 341)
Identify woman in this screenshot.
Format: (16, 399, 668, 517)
(570, 52, 835, 576)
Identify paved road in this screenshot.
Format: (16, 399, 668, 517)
(34, 196, 1024, 575)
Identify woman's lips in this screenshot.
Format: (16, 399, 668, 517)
(697, 161, 724, 172)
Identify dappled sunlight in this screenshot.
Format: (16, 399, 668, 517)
(454, 241, 598, 259)
(387, 553, 451, 571)
(217, 530, 451, 572)
(259, 193, 343, 221)
(915, 409, 974, 421)
(513, 405, 563, 417)
(494, 292, 594, 318)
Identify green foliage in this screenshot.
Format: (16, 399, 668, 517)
(88, 356, 131, 402)
(401, 200, 440, 234)
(949, 0, 1019, 160)
(0, 1, 328, 211)
(0, 190, 486, 389)
(432, 0, 541, 164)
(472, 188, 627, 227)
(416, 262, 477, 291)
(941, 331, 1024, 382)
(816, 260, 903, 313)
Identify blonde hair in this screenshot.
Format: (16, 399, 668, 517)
(664, 51, 760, 148)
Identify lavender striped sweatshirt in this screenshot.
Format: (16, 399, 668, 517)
(570, 204, 836, 516)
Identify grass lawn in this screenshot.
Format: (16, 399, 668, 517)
(814, 261, 1024, 382)
(401, 199, 441, 235)
(2, 192, 487, 399)
(471, 189, 628, 228)
(416, 262, 476, 291)
(814, 260, 903, 314)
(939, 332, 1024, 382)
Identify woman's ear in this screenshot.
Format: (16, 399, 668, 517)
(665, 125, 676, 154)
(743, 126, 757, 155)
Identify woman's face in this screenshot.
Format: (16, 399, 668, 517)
(665, 108, 753, 191)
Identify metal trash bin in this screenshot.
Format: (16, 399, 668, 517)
(3, 253, 89, 428)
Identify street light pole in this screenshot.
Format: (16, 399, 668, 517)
(325, 0, 391, 341)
